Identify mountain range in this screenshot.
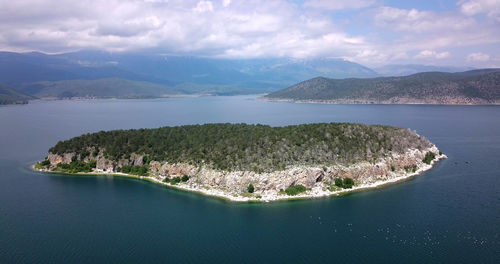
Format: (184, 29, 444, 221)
(2, 50, 494, 104)
(0, 51, 377, 99)
(264, 69, 500, 105)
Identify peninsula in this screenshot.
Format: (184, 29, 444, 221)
(264, 69, 500, 105)
(35, 123, 445, 202)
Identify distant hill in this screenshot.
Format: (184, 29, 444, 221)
(374, 64, 475, 76)
(0, 51, 378, 97)
(0, 84, 34, 105)
(16, 78, 185, 99)
(264, 69, 500, 105)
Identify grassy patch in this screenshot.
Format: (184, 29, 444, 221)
(328, 184, 342, 192)
(116, 165, 149, 176)
(284, 185, 307, 196)
(54, 161, 96, 173)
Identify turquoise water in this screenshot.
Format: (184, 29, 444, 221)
(1, 96, 499, 263)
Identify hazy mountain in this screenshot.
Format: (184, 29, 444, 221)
(374, 64, 475, 76)
(265, 69, 500, 105)
(0, 84, 34, 105)
(0, 52, 148, 85)
(0, 51, 378, 97)
(17, 79, 181, 99)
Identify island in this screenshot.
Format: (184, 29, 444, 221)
(34, 123, 446, 202)
(263, 69, 500, 105)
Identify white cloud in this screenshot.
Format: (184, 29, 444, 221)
(374, 6, 475, 32)
(222, 0, 231, 7)
(415, 50, 450, 59)
(460, 0, 500, 20)
(0, 0, 370, 59)
(193, 1, 214, 13)
(304, 0, 375, 10)
(0, 0, 498, 67)
(467, 52, 490, 61)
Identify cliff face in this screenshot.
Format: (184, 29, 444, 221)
(148, 146, 440, 195)
(45, 145, 442, 200)
(47, 151, 144, 172)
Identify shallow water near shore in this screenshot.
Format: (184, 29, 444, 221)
(1, 96, 499, 263)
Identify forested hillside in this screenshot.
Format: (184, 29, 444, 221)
(49, 123, 432, 172)
(265, 69, 500, 104)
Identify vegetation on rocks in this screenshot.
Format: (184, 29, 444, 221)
(284, 185, 307, 196)
(342, 178, 355, 189)
(48, 123, 432, 173)
(333, 177, 355, 189)
(422, 152, 436, 165)
(53, 160, 97, 173)
(116, 165, 149, 176)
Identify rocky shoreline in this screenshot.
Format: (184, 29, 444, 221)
(34, 145, 446, 202)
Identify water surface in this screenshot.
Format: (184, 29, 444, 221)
(1, 96, 499, 263)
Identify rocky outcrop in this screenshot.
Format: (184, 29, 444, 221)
(47, 150, 144, 173)
(48, 152, 75, 165)
(43, 145, 444, 202)
(146, 145, 442, 199)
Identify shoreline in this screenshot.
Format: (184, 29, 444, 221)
(33, 153, 447, 203)
(260, 97, 500, 106)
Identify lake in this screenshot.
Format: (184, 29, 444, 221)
(1, 96, 499, 263)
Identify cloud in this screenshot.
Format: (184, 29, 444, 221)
(0, 0, 368, 59)
(374, 6, 475, 33)
(193, 1, 214, 13)
(0, 0, 498, 67)
(414, 50, 450, 59)
(467, 52, 490, 61)
(460, 0, 500, 20)
(222, 0, 231, 7)
(303, 0, 375, 10)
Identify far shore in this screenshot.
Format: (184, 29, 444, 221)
(260, 96, 500, 106)
(33, 153, 447, 203)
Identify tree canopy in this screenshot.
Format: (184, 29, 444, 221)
(49, 123, 431, 172)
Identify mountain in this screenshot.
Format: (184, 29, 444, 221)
(264, 69, 500, 105)
(0, 51, 378, 97)
(374, 64, 474, 76)
(17, 78, 183, 99)
(0, 84, 34, 105)
(0, 52, 148, 85)
(55, 51, 378, 88)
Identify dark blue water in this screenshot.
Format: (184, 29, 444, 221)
(1, 96, 499, 263)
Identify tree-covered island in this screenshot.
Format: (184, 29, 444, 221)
(35, 123, 446, 202)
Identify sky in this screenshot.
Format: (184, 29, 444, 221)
(0, 0, 499, 67)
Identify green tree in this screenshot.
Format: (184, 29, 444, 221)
(343, 177, 354, 189)
(334, 178, 343, 188)
(422, 152, 435, 164)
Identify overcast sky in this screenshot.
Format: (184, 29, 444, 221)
(0, 0, 499, 67)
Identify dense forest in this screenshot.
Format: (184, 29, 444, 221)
(49, 123, 432, 172)
(265, 69, 500, 104)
